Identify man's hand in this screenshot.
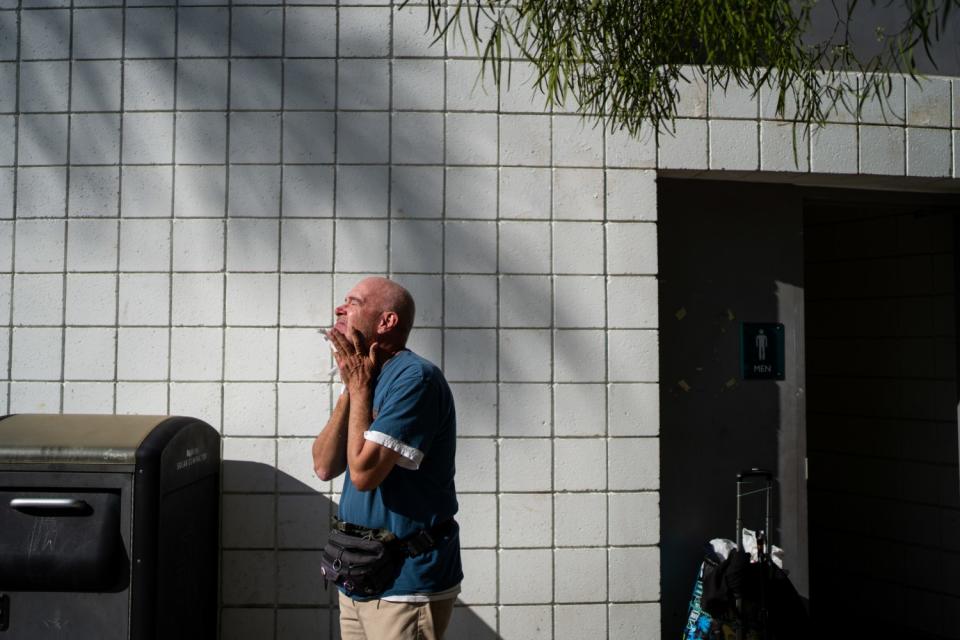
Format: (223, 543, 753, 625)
(326, 327, 384, 394)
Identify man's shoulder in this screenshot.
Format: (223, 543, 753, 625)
(386, 350, 446, 386)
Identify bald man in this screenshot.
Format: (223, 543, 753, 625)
(313, 277, 462, 640)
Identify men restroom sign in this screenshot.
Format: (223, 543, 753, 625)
(740, 323, 785, 380)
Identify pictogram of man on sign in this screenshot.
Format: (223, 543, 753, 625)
(755, 329, 768, 361)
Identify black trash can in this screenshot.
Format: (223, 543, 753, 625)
(0, 414, 220, 639)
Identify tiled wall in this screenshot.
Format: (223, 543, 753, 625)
(0, 1, 957, 638)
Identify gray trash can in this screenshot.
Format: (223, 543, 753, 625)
(0, 414, 220, 639)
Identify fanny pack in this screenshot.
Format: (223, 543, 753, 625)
(320, 517, 456, 597)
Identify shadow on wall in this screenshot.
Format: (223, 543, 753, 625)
(221, 462, 496, 640)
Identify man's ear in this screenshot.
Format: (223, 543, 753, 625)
(377, 311, 399, 334)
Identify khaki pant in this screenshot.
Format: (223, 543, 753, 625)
(338, 592, 455, 640)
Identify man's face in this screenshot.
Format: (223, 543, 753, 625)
(334, 280, 382, 342)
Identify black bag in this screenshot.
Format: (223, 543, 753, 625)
(320, 518, 457, 597)
(320, 527, 404, 597)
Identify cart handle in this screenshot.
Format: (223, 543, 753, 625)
(736, 468, 773, 481)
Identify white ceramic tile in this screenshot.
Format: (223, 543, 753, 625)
(177, 7, 228, 57)
(12, 273, 62, 325)
(499, 549, 552, 604)
(278, 328, 327, 381)
(125, 8, 175, 58)
(334, 219, 387, 273)
(16, 167, 66, 219)
(553, 329, 605, 382)
(609, 492, 659, 545)
(657, 119, 708, 169)
(285, 7, 336, 57)
(20, 9, 70, 59)
(119, 220, 169, 272)
(553, 222, 603, 274)
(500, 114, 551, 166)
(555, 605, 606, 640)
(445, 274, 497, 328)
(223, 382, 276, 436)
(554, 437, 605, 491)
(394, 59, 444, 111)
(554, 548, 607, 603)
(709, 120, 759, 170)
(450, 382, 497, 437)
(278, 382, 329, 437)
(65, 273, 115, 326)
(606, 223, 657, 275)
(68, 167, 120, 218)
(226, 219, 279, 272)
(390, 219, 443, 273)
(231, 6, 282, 56)
(445, 114, 498, 165)
(392, 112, 443, 164)
(391, 166, 443, 219)
(499, 438, 551, 492)
(282, 60, 337, 109)
(336, 112, 389, 164)
(338, 7, 390, 57)
(283, 112, 335, 164)
(499, 167, 551, 220)
(118, 273, 169, 326)
(172, 273, 223, 325)
(72, 61, 121, 111)
(170, 327, 222, 381)
(555, 493, 606, 546)
(608, 437, 659, 490)
(169, 382, 222, 430)
(445, 221, 497, 274)
(499, 275, 551, 328)
(554, 275, 605, 329)
(456, 437, 496, 492)
(178, 59, 228, 110)
(810, 123, 857, 174)
(63, 327, 115, 380)
(608, 329, 658, 382)
(499, 221, 550, 274)
(230, 59, 281, 110)
(608, 383, 659, 436)
(116, 327, 168, 381)
(19, 61, 69, 112)
(500, 493, 552, 548)
(446, 167, 498, 219)
(499, 329, 550, 383)
(73, 8, 122, 58)
(15, 219, 64, 272)
(229, 112, 280, 164)
(457, 493, 497, 548)
(122, 113, 174, 164)
(609, 547, 659, 601)
(172, 220, 224, 272)
(123, 59, 174, 111)
(554, 383, 605, 436)
(224, 327, 277, 381)
(907, 127, 952, 177)
(553, 169, 604, 220)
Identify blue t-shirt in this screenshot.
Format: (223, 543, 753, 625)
(338, 349, 462, 599)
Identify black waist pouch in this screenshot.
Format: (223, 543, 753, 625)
(320, 528, 404, 597)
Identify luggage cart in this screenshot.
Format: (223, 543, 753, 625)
(682, 469, 807, 640)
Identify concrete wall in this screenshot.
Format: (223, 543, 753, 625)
(0, 1, 957, 638)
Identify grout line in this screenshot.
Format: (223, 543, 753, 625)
(5, 0, 22, 412)
(165, 0, 181, 415)
(57, 0, 76, 412)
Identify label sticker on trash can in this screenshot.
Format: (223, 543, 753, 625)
(740, 323, 784, 380)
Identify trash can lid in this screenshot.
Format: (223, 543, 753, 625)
(0, 414, 171, 465)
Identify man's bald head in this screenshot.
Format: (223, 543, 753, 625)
(361, 277, 416, 345)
